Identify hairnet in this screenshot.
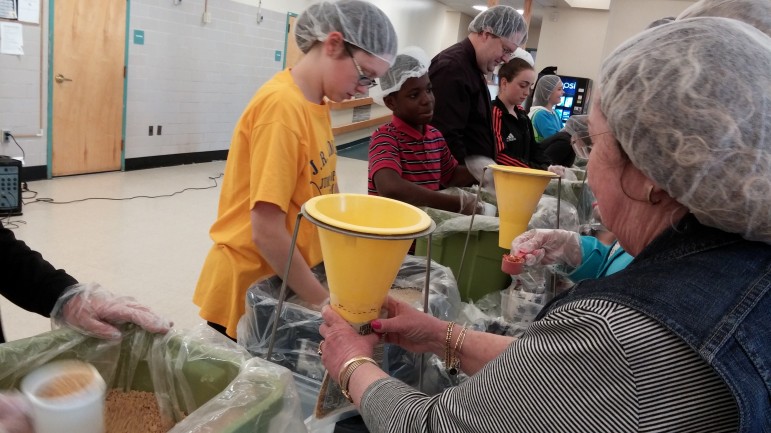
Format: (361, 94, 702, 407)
(564, 115, 588, 137)
(564, 115, 590, 160)
(678, 0, 771, 36)
(468, 5, 528, 47)
(646, 17, 675, 29)
(531, 75, 562, 107)
(599, 17, 771, 244)
(294, 0, 398, 64)
(512, 47, 534, 66)
(370, 46, 430, 106)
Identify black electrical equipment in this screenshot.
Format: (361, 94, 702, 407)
(0, 156, 22, 216)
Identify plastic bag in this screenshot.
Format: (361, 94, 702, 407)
(528, 196, 579, 233)
(237, 257, 461, 376)
(500, 269, 553, 336)
(543, 178, 595, 226)
(0, 325, 304, 433)
(237, 256, 463, 410)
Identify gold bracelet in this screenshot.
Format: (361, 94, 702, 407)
(444, 321, 455, 368)
(338, 356, 377, 403)
(448, 325, 468, 375)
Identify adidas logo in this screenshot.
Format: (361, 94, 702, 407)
(506, 133, 516, 142)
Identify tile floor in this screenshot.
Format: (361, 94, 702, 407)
(0, 156, 369, 342)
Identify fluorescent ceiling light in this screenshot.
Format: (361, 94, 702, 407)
(472, 5, 488, 12)
(564, 0, 610, 9)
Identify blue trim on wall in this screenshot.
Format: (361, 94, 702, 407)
(45, 0, 54, 178)
(121, 0, 130, 171)
(336, 137, 369, 151)
(282, 12, 298, 70)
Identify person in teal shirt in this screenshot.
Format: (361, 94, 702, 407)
(527, 75, 564, 142)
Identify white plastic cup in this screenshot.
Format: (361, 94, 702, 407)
(481, 202, 497, 216)
(21, 360, 106, 433)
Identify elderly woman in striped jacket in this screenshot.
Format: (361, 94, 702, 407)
(317, 12, 771, 433)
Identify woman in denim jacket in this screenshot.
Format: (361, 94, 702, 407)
(316, 15, 770, 433)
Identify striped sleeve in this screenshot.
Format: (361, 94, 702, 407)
(360, 300, 738, 433)
(437, 134, 459, 187)
(368, 125, 402, 194)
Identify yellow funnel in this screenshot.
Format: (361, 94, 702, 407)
(304, 194, 432, 333)
(490, 165, 557, 249)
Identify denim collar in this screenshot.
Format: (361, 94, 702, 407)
(632, 214, 744, 267)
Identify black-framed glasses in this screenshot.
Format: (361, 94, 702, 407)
(487, 32, 515, 57)
(344, 43, 378, 88)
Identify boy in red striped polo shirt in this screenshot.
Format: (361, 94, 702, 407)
(368, 47, 481, 215)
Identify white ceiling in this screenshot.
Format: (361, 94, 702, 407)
(434, 0, 611, 28)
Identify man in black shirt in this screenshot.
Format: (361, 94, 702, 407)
(429, 5, 528, 184)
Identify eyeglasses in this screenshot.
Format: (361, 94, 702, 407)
(488, 32, 515, 57)
(571, 131, 612, 159)
(344, 44, 378, 89)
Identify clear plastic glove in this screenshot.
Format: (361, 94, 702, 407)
(0, 392, 33, 433)
(547, 165, 567, 177)
(457, 189, 484, 215)
(510, 229, 582, 268)
(51, 283, 173, 340)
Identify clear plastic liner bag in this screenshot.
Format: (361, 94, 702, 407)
(458, 266, 573, 338)
(0, 325, 304, 433)
(423, 209, 500, 242)
(237, 257, 461, 376)
(389, 256, 461, 320)
(528, 196, 579, 232)
(238, 257, 462, 425)
(246, 263, 329, 311)
(500, 268, 553, 337)
(455, 301, 521, 338)
(544, 179, 596, 226)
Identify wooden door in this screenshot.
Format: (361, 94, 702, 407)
(284, 14, 303, 69)
(52, 0, 126, 176)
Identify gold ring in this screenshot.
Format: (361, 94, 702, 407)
(317, 340, 325, 356)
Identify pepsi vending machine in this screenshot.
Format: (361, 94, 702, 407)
(555, 75, 592, 127)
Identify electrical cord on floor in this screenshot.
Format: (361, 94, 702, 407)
(1, 214, 26, 229)
(6, 133, 26, 161)
(22, 173, 223, 206)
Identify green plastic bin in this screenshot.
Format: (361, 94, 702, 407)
(0, 328, 287, 433)
(415, 229, 509, 302)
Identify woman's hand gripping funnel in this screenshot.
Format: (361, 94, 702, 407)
(303, 194, 433, 334)
(490, 165, 557, 249)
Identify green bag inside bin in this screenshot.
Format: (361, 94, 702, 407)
(0, 325, 306, 433)
(415, 208, 509, 302)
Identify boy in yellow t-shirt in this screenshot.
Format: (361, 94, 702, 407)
(193, 1, 397, 339)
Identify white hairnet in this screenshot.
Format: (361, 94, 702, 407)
(564, 115, 590, 160)
(370, 46, 429, 106)
(512, 47, 534, 66)
(678, 0, 771, 36)
(599, 17, 771, 244)
(646, 17, 675, 29)
(294, 0, 398, 64)
(564, 115, 588, 137)
(468, 5, 528, 46)
(531, 75, 562, 107)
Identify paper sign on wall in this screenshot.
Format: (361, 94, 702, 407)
(0, 22, 24, 56)
(18, 0, 40, 24)
(0, 0, 16, 20)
